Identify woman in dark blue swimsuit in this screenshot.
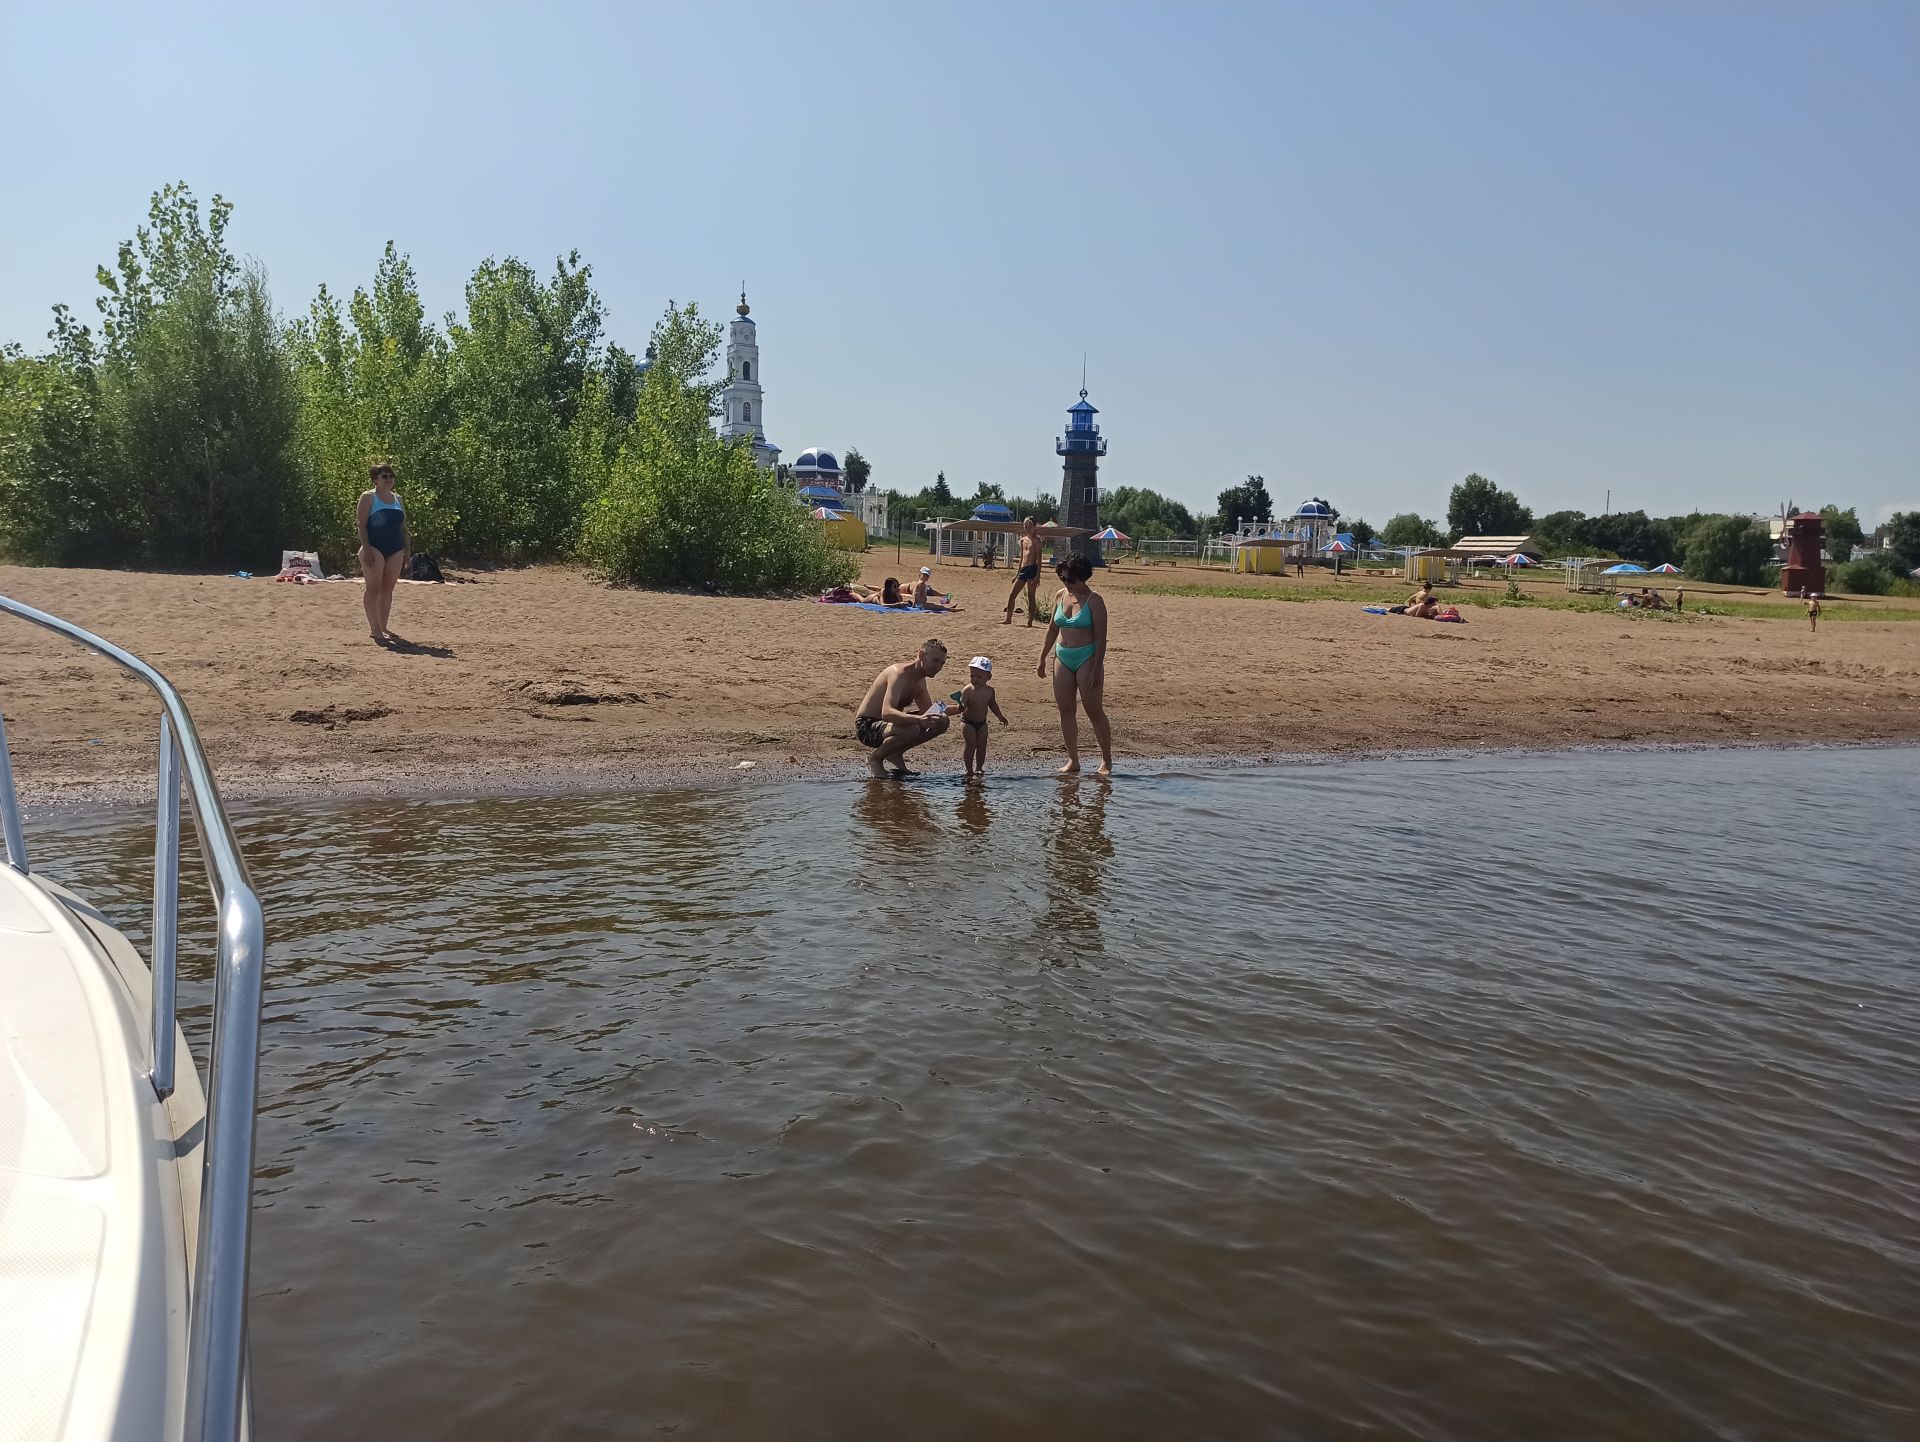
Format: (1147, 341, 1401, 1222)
(357, 464, 409, 642)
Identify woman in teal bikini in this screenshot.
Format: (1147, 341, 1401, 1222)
(1037, 554, 1113, 775)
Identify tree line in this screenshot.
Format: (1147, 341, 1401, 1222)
(1216, 470, 1918, 592)
(0, 184, 851, 593)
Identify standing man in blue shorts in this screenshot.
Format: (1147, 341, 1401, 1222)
(1003, 515, 1043, 626)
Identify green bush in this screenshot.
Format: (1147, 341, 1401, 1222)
(1831, 559, 1894, 595)
(581, 305, 854, 595)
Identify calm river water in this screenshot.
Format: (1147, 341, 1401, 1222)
(28, 746, 1920, 1441)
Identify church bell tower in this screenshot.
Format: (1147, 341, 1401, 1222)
(718, 287, 779, 470)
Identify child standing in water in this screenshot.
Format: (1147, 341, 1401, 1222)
(957, 656, 1009, 777)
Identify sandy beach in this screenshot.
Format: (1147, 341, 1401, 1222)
(2, 558, 1917, 803)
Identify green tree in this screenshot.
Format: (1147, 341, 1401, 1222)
(1683, 514, 1773, 584)
(77, 183, 305, 569)
(1345, 517, 1376, 547)
(1818, 504, 1863, 563)
(1104, 485, 1198, 539)
(441, 253, 616, 560)
(1530, 508, 1587, 556)
(1380, 512, 1444, 548)
(1446, 473, 1532, 539)
(843, 447, 870, 494)
(1216, 474, 1273, 529)
(0, 319, 116, 564)
(1883, 511, 1920, 570)
(930, 471, 953, 507)
(1830, 558, 1894, 595)
(969, 480, 1005, 505)
(580, 303, 852, 594)
(1009, 493, 1058, 525)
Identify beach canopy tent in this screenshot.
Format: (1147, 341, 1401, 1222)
(1602, 562, 1647, 574)
(1650, 562, 1682, 574)
(971, 502, 1015, 522)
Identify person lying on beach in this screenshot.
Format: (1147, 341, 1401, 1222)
(854, 639, 951, 777)
(911, 567, 961, 612)
(956, 655, 1009, 777)
(843, 578, 910, 606)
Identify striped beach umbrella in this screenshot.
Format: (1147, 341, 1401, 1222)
(1092, 525, 1129, 542)
(1500, 553, 1533, 566)
(1323, 539, 1354, 553)
(1651, 562, 1682, 574)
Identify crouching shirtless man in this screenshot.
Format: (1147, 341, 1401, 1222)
(855, 639, 951, 777)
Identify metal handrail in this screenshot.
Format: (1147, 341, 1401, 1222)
(0, 592, 263, 1442)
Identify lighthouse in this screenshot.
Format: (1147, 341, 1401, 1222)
(1056, 387, 1106, 562)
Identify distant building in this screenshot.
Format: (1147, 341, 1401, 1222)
(1231, 500, 1340, 553)
(716, 289, 780, 471)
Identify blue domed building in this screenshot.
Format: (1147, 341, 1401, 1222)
(791, 447, 846, 509)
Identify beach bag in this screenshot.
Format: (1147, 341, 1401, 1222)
(279, 549, 322, 578)
(409, 553, 444, 583)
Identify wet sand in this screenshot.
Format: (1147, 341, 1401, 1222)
(3, 559, 1917, 803)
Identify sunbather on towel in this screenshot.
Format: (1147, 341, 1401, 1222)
(911, 568, 960, 612)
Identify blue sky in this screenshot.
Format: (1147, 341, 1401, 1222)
(3, 1, 1914, 525)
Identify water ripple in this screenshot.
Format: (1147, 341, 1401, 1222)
(23, 744, 1920, 1441)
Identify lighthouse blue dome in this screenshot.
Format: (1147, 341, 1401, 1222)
(793, 447, 842, 476)
(1294, 500, 1333, 519)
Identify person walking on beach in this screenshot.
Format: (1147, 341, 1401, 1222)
(855, 640, 951, 777)
(356, 463, 408, 643)
(1038, 555, 1113, 776)
(1675, 586, 1685, 613)
(1004, 516, 1043, 626)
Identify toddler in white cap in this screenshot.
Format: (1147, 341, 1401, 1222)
(957, 655, 1009, 777)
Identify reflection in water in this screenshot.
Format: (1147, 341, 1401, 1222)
(851, 776, 941, 857)
(21, 746, 1920, 1442)
(954, 779, 992, 837)
(1039, 777, 1113, 959)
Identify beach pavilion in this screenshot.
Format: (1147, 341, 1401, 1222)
(1449, 534, 1542, 567)
(921, 515, 1091, 564)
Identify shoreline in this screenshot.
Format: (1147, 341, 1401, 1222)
(6, 560, 1919, 810)
(16, 736, 1920, 815)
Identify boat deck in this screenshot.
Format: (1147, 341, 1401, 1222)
(1, 865, 197, 1441)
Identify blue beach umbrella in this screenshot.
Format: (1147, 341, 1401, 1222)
(1603, 563, 1647, 574)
